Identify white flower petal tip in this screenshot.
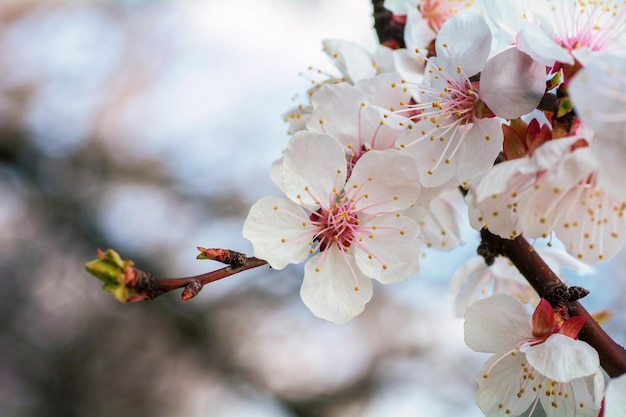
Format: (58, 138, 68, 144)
(300, 250, 373, 324)
(526, 334, 600, 383)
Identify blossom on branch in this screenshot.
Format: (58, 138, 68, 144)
(394, 11, 545, 187)
(464, 294, 603, 417)
(467, 135, 626, 263)
(486, 0, 626, 68)
(243, 133, 422, 324)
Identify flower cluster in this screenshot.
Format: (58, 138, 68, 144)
(242, 1, 626, 413)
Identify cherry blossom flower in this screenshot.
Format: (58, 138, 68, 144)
(243, 133, 422, 323)
(467, 135, 626, 263)
(303, 80, 415, 174)
(465, 294, 603, 417)
(283, 39, 393, 134)
(486, 0, 626, 67)
(604, 373, 626, 417)
(394, 11, 545, 187)
(386, 0, 484, 50)
(450, 247, 592, 317)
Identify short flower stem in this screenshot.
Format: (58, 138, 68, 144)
(480, 228, 626, 378)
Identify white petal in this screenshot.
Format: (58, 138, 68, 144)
(479, 47, 546, 119)
(306, 83, 367, 141)
(529, 136, 582, 171)
(475, 351, 539, 417)
(355, 104, 410, 151)
(538, 374, 601, 417)
(450, 258, 493, 318)
(346, 150, 420, 213)
(405, 196, 462, 250)
(300, 249, 373, 324)
(269, 156, 286, 194)
(464, 294, 533, 353)
(242, 196, 312, 270)
(456, 118, 504, 185)
(282, 132, 347, 206)
(593, 138, 626, 202)
(322, 39, 376, 83)
(554, 185, 626, 264)
(569, 54, 626, 137)
(354, 214, 421, 284)
(400, 120, 459, 188)
(517, 24, 574, 66)
(391, 48, 425, 87)
(469, 158, 532, 202)
(355, 72, 414, 113)
(605, 374, 626, 417)
(403, 7, 436, 51)
(526, 334, 600, 382)
(436, 11, 492, 77)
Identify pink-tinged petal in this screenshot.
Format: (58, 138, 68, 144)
(242, 196, 312, 270)
(517, 24, 574, 66)
(282, 132, 347, 206)
(464, 294, 533, 353)
(475, 351, 540, 417)
(531, 299, 554, 338)
(479, 48, 546, 119)
(526, 334, 599, 382)
(346, 150, 420, 213)
(456, 118, 504, 185)
(605, 374, 626, 417)
(300, 249, 373, 324)
(354, 214, 421, 284)
(306, 83, 367, 140)
(436, 11, 492, 77)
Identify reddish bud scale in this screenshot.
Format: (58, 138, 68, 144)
(196, 247, 247, 267)
(532, 298, 555, 338)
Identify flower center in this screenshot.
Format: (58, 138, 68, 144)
(310, 202, 359, 251)
(544, 0, 626, 53)
(419, 0, 474, 33)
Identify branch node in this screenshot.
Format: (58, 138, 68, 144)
(181, 280, 202, 302)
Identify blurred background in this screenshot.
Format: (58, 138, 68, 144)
(1, 1, 625, 416)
